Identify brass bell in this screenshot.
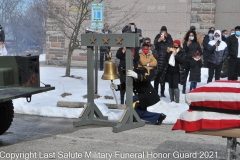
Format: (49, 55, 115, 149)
(101, 60, 120, 80)
(101, 50, 119, 80)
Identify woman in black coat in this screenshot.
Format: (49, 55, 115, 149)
(202, 29, 214, 67)
(182, 30, 202, 94)
(163, 40, 186, 103)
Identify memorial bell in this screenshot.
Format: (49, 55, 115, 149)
(101, 50, 119, 80)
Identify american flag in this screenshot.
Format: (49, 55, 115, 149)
(172, 80, 240, 132)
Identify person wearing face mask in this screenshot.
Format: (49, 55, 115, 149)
(221, 29, 228, 42)
(182, 30, 202, 94)
(202, 29, 214, 68)
(230, 29, 235, 36)
(226, 26, 240, 80)
(154, 26, 173, 97)
(207, 30, 228, 83)
(164, 40, 186, 103)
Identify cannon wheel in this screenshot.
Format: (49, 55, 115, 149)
(0, 101, 14, 135)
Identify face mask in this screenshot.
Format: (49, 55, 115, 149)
(224, 35, 228, 38)
(214, 37, 220, 41)
(142, 49, 149, 54)
(236, 31, 240, 36)
(189, 36, 194, 41)
(231, 32, 235, 35)
(208, 33, 213, 37)
(174, 46, 178, 49)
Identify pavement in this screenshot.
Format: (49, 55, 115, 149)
(0, 114, 233, 160)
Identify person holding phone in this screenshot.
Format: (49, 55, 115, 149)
(153, 26, 173, 97)
(182, 30, 202, 94)
(206, 30, 228, 83)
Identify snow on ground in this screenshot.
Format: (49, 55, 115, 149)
(13, 63, 228, 124)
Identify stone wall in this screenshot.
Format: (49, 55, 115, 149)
(190, 0, 216, 37)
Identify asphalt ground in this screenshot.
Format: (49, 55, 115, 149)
(0, 113, 234, 160)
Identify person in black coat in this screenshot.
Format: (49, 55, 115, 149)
(0, 25, 5, 43)
(226, 26, 240, 80)
(114, 44, 166, 125)
(153, 26, 173, 97)
(202, 29, 214, 67)
(164, 40, 186, 103)
(207, 30, 228, 83)
(116, 47, 139, 104)
(189, 51, 202, 91)
(182, 30, 202, 94)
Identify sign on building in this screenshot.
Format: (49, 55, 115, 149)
(91, 3, 104, 29)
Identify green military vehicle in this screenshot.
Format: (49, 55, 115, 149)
(0, 56, 55, 135)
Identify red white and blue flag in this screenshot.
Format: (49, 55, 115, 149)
(172, 80, 240, 132)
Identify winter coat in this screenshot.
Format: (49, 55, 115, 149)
(202, 35, 213, 57)
(137, 50, 157, 75)
(207, 39, 228, 66)
(116, 47, 140, 71)
(0, 29, 5, 42)
(116, 67, 160, 110)
(154, 33, 173, 73)
(160, 48, 186, 85)
(183, 40, 202, 61)
(189, 58, 202, 82)
(226, 34, 239, 59)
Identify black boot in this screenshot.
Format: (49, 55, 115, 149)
(182, 85, 186, 94)
(173, 88, 180, 103)
(169, 88, 174, 102)
(156, 113, 167, 125)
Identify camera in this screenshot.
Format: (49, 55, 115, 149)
(130, 23, 135, 25)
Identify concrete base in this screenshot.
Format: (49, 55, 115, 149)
(57, 101, 126, 110)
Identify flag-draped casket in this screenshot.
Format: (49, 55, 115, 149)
(172, 80, 240, 132)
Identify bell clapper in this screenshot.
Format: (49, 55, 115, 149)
(110, 80, 118, 105)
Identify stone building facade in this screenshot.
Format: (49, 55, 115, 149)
(45, 0, 240, 66)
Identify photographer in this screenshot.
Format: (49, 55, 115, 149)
(207, 30, 228, 83)
(153, 26, 173, 97)
(0, 25, 5, 43)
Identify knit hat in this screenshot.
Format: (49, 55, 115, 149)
(173, 40, 181, 46)
(190, 26, 196, 31)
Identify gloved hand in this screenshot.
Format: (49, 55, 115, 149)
(127, 70, 138, 79)
(110, 83, 116, 90)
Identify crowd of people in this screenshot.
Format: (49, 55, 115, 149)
(101, 23, 240, 125)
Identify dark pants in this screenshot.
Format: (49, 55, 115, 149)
(133, 95, 160, 124)
(207, 63, 222, 83)
(228, 57, 240, 80)
(203, 55, 209, 68)
(118, 66, 125, 104)
(167, 73, 179, 89)
(190, 82, 197, 91)
(182, 62, 190, 86)
(154, 71, 165, 95)
(99, 51, 107, 70)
